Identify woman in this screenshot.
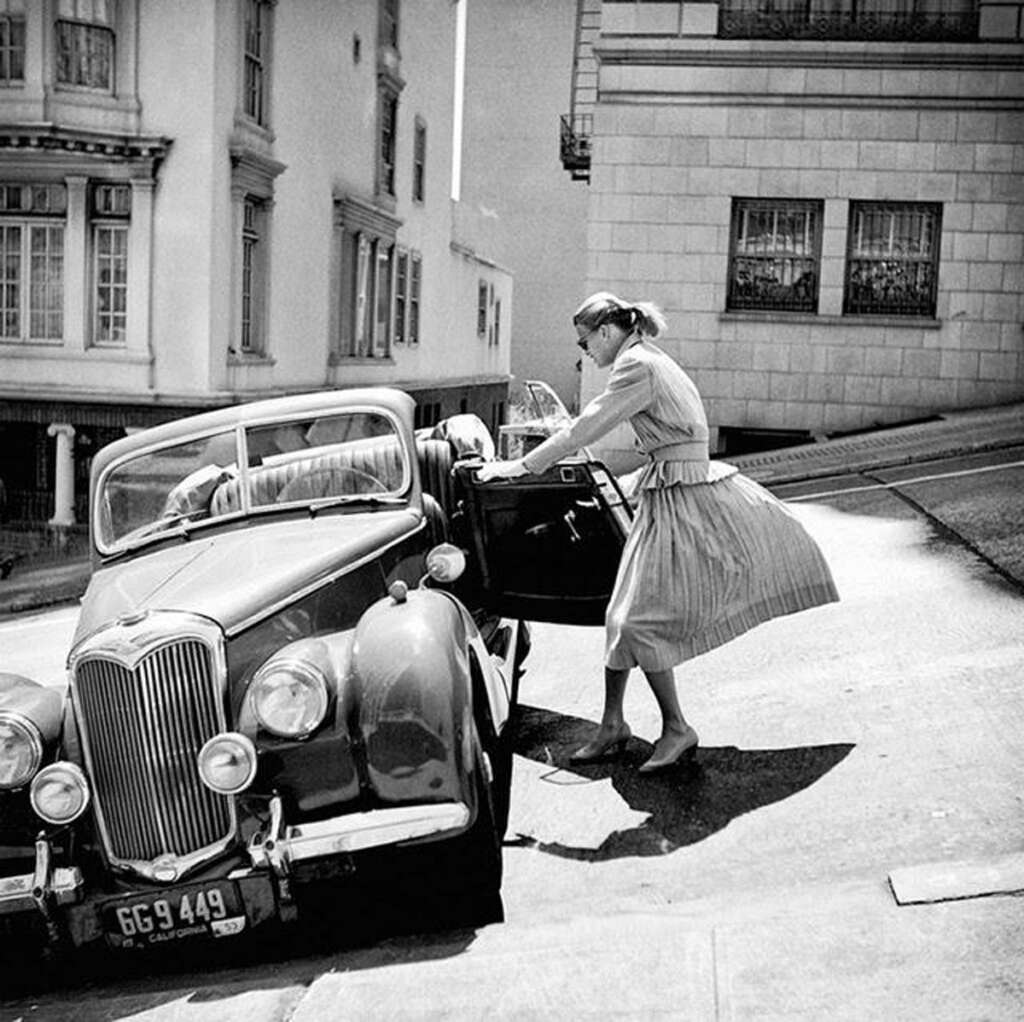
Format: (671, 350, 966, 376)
(477, 292, 839, 773)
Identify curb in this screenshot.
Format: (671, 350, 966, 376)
(728, 403, 1024, 485)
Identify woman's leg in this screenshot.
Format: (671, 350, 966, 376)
(600, 666, 630, 727)
(568, 667, 632, 763)
(642, 668, 689, 735)
(638, 668, 698, 773)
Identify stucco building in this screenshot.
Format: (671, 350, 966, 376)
(564, 0, 1024, 454)
(0, 0, 511, 529)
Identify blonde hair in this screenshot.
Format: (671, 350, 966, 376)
(573, 291, 666, 338)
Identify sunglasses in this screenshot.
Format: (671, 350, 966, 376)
(576, 324, 602, 351)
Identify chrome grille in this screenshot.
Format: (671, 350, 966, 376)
(74, 638, 232, 866)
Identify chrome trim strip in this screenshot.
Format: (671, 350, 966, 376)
(248, 802, 471, 870)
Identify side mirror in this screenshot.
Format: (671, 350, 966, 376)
(424, 543, 466, 584)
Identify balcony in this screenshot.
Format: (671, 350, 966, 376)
(560, 113, 592, 183)
(717, 0, 979, 41)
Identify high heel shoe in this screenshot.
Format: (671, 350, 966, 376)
(569, 723, 632, 764)
(638, 725, 699, 774)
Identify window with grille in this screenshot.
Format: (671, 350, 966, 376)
(0, 0, 25, 83)
(378, 89, 398, 198)
(91, 183, 130, 346)
(727, 199, 822, 313)
(413, 118, 426, 203)
(492, 299, 501, 347)
(243, 0, 270, 126)
(56, 0, 114, 90)
(844, 202, 941, 317)
(240, 196, 266, 354)
(0, 184, 67, 343)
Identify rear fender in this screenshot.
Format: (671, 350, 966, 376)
(350, 588, 477, 807)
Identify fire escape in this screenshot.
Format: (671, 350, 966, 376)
(560, 0, 599, 183)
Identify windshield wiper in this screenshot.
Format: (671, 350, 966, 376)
(304, 495, 406, 515)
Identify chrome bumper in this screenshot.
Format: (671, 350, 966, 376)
(0, 837, 83, 918)
(248, 796, 471, 874)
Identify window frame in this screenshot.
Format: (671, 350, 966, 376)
(379, 0, 399, 51)
(477, 278, 488, 336)
(394, 246, 408, 345)
(408, 252, 421, 346)
(55, 0, 115, 92)
(332, 195, 401, 360)
(0, 183, 68, 344)
(843, 201, 942, 318)
(90, 182, 131, 349)
(726, 198, 823, 314)
(413, 117, 426, 203)
(378, 86, 399, 199)
(239, 194, 267, 355)
(0, 0, 25, 84)
(242, 0, 272, 128)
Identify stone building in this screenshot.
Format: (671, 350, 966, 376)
(563, 0, 1024, 454)
(0, 0, 511, 530)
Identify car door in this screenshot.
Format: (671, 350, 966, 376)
(455, 459, 632, 625)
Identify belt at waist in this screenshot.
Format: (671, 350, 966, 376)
(647, 441, 708, 462)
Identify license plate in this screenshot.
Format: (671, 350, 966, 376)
(102, 881, 246, 949)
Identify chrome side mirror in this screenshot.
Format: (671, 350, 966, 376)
(424, 543, 466, 585)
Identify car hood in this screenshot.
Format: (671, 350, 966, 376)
(73, 509, 423, 646)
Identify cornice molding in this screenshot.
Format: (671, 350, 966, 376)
(594, 40, 1024, 70)
(0, 123, 172, 175)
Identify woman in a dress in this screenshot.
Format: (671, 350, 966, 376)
(477, 292, 839, 773)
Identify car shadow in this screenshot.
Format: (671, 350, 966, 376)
(509, 704, 854, 861)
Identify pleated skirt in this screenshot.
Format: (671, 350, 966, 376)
(605, 471, 839, 672)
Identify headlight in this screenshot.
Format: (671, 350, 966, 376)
(198, 732, 257, 795)
(30, 762, 89, 824)
(250, 658, 329, 738)
(0, 713, 44, 790)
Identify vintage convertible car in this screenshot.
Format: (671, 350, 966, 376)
(0, 386, 632, 958)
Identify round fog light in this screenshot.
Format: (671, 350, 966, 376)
(30, 762, 89, 825)
(198, 732, 257, 795)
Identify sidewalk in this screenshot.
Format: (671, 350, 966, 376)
(2, 400, 1023, 618)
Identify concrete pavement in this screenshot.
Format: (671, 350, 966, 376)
(1, 398, 1023, 1019)
(2, 400, 1022, 619)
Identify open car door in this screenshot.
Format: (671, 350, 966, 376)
(455, 459, 632, 626)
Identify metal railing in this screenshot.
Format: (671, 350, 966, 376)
(560, 113, 593, 182)
(718, 1, 978, 41)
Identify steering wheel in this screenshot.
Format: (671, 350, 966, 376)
(276, 466, 389, 503)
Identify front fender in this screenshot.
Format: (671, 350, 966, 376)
(350, 588, 476, 807)
(0, 673, 62, 749)
(0, 674, 63, 847)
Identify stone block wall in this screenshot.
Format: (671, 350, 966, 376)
(583, 32, 1024, 440)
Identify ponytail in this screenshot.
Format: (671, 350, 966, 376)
(573, 291, 667, 338)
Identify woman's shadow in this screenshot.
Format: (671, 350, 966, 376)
(509, 705, 854, 862)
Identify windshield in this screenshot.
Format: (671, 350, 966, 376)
(97, 410, 409, 551)
(499, 380, 573, 459)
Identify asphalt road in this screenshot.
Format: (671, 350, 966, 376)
(2, 447, 1023, 1019)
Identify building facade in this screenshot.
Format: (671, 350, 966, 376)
(0, 0, 511, 529)
(564, 0, 1024, 454)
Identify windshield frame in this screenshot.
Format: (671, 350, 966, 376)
(93, 404, 413, 558)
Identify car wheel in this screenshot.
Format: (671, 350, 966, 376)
(429, 758, 504, 929)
